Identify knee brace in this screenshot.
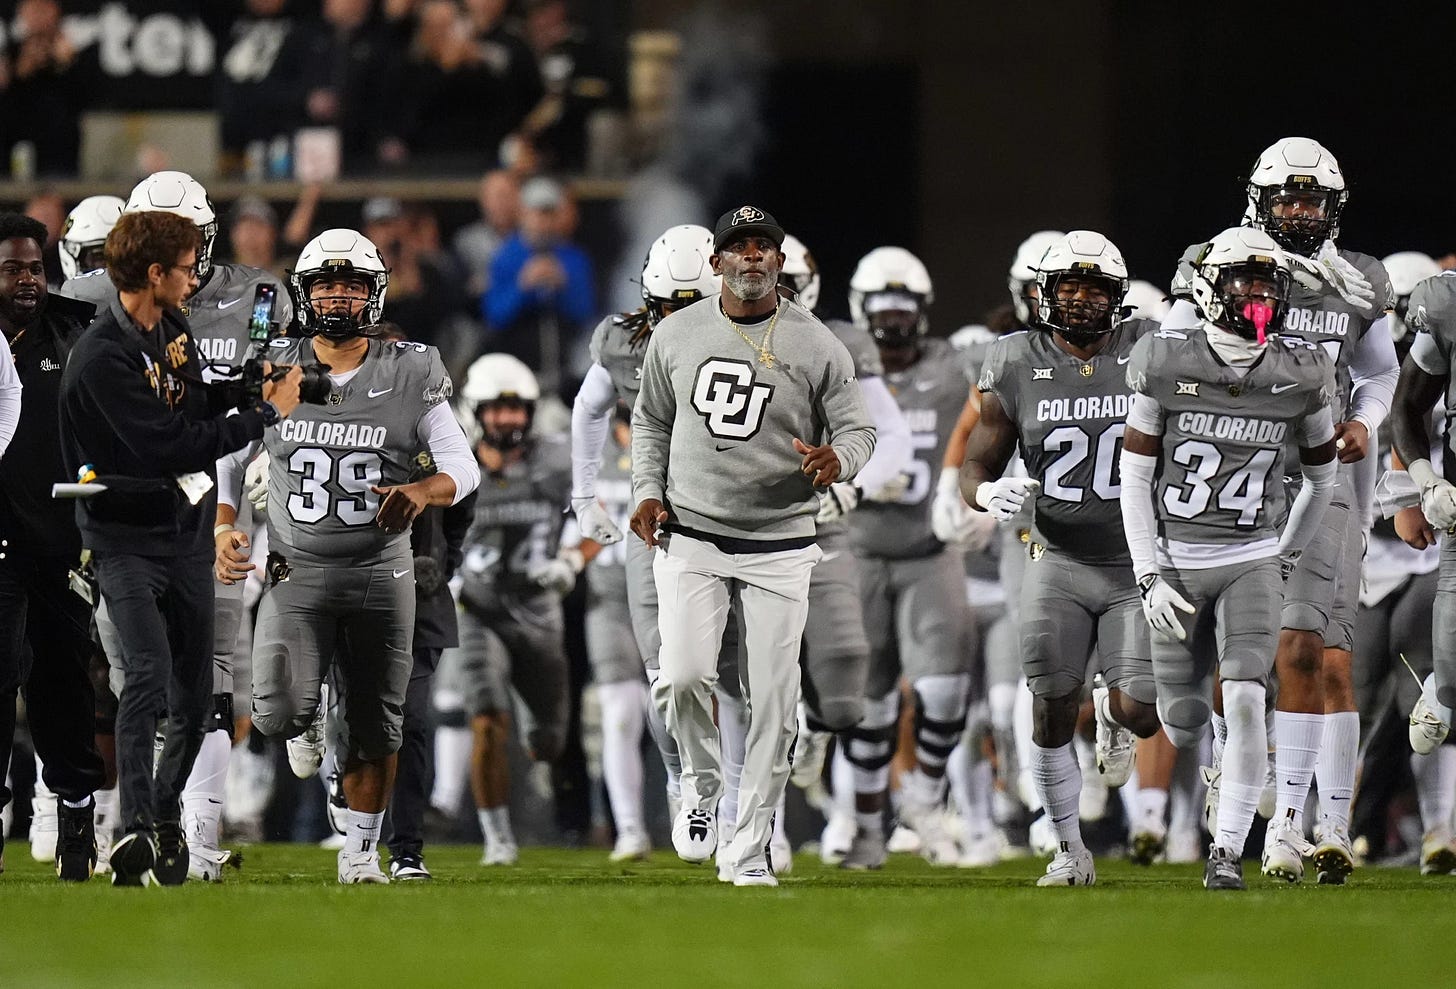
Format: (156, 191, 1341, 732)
(807, 696, 864, 735)
(843, 690, 899, 773)
(1157, 694, 1210, 751)
(209, 692, 234, 735)
(913, 674, 971, 771)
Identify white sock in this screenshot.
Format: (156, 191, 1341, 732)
(1216, 681, 1266, 855)
(717, 691, 748, 831)
(1315, 711, 1358, 833)
(182, 729, 231, 848)
(1135, 787, 1168, 830)
(430, 724, 471, 813)
(1014, 681, 1041, 812)
(945, 741, 974, 821)
(1211, 712, 1228, 769)
(597, 680, 648, 835)
(477, 806, 515, 848)
(965, 758, 995, 834)
(831, 745, 856, 817)
(94, 786, 119, 835)
(1030, 742, 1083, 853)
(344, 810, 384, 855)
(224, 741, 274, 825)
(1273, 711, 1322, 830)
(1413, 746, 1456, 837)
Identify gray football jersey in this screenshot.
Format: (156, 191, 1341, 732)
(819, 318, 885, 538)
(60, 262, 293, 381)
(588, 312, 648, 410)
(460, 435, 573, 598)
(979, 319, 1157, 565)
(263, 337, 453, 566)
(1127, 327, 1335, 547)
(851, 337, 971, 559)
(587, 434, 634, 587)
(1406, 271, 1456, 483)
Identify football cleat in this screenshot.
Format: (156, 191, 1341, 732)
(1203, 845, 1246, 890)
(1261, 814, 1311, 884)
(480, 841, 519, 866)
(1311, 824, 1354, 885)
(1092, 674, 1135, 787)
(152, 821, 189, 886)
(338, 849, 389, 884)
(1129, 825, 1168, 867)
(1410, 678, 1451, 756)
(29, 789, 58, 862)
(109, 830, 158, 887)
(733, 867, 778, 888)
(1257, 754, 1277, 819)
(819, 809, 855, 865)
(187, 845, 235, 883)
(957, 828, 1006, 869)
(886, 824, 922, 854)
(609, 828, 651, 863)
(55, 799, 97, 882)
(840, 826, 888, 871)
(671, 807, 717, 864)
(1036, 843, 1095, 887)
(287, 700, 328, 780)
(1200, 765, 1221, 835)
(1419, 830, 1456, 875)
(389, 854, 432, 881)
(898, 803, 959, 867)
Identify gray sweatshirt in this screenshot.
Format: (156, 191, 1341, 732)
(632, 297, 875, 543)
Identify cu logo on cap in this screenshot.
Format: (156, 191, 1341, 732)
(733, 206, 765, 225)
(692, 358, 774, 440)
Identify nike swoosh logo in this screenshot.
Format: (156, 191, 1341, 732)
(218, 298, 244, 310)
(392, 569, 409, 578)
(716, 444, 733, 452)
(1271, 382, 1297, 394)
(1117, 356, 1131, 365)
(368, 387, 393, 398)
(914, 380, 936, 391)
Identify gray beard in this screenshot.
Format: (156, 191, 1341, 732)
(724, 270, 774, 302)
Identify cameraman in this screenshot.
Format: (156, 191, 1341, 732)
(0, 212, 103, 881)
(58, 210, 302, 887)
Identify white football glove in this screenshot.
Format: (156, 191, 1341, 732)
(973, 476, 1040, 522)
(244, 451, 270, 514)
(863, 472, 911, 504)
(529, 549, 583, 596)
(930, 469, 995, 549)
(1419, 478, 1456, 531)
(1287, 241, 1376, 313)
(1138, 575, 1195, 642)
(571, 495, 623, 546)
(816, 482, 860, 523)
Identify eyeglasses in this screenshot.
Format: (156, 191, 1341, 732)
(169, 263, 200, 279)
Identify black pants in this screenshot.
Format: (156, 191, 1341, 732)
(94, 551, 214, 835)
(0, 553, 104, 810)
(387, 646, 441, 861)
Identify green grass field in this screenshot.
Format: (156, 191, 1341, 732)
(1, 844, 1449, 988)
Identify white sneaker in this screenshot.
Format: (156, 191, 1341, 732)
(1261, 815, 1312, 883)
(1311, 823, 1354, 885)
(188, 845, 234, 882)
(671, 807, 717, 864)
(481, 841, 519, 866)
(1036, 843, 1095, 886)
(29, 791, 57, 862)
(1257, 754, 1277, 819)
(819, 809, 856, 865)
(609, 828, 651, 862)
(1420, 829, 1456, 875)
(1092, 674, 1135, 788)
(733, 867, 778, 887)
(1129, 815, 1168, 867)
(957, 828, 1006, 868)
(287, 693, 328, 780)
(886, 824, 922, 854)
(1411, 676, 1451, 755)
(337, 849, 389, 884)
(769, 833, 793, 875)
(1200, 765, 1221, 835)
(1028, 813, 1058, 858)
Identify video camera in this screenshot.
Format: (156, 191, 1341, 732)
(210, 282, 333, 411)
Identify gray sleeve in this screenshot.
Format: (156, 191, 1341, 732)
(819, 344, 876, 482)
(630, 335, 674, 504)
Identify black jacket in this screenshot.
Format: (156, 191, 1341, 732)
(410, 490, 476, 651)
(59, 297, 266, 557)
(0, 294, 95, 561)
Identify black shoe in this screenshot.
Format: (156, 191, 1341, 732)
(153, 821, 189, 886)
(1203, 845, 1246, 891)
(110, 831, 158, 887)
(56, 799, 98, 882)
(389, 854, 432, 881)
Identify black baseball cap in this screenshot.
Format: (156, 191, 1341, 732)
(713, 205, 785, 252)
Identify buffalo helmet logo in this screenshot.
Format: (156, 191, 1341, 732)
(732, 206, 766, 225)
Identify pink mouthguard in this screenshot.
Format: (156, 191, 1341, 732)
(1242, 302, 1274, 344)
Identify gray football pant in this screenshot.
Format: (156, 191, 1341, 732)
(457, 593, 569, 763)
(1432, 548, 1456, 713)
(1020, 547, 1153, 704)
(1152, 556, 1283, 749)
(859, 550, 975, 697)
(251, 556, 414, 762)
(585, 582, 644, 686)
(1353, 571, 1437, 722)
(652, 532, 819, 874)
(1282, 489, 1362, 650)
(800, 527, 870, 731)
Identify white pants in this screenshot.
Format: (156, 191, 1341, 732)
(652, 532, 819, 873)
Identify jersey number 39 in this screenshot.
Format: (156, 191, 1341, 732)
(286, 448, 384, 525)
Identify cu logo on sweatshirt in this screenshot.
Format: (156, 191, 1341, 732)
(691, 358, 774, 440)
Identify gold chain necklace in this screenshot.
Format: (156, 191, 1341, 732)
(723, 302, 781, 368)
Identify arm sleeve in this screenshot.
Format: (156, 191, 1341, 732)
(851, 375, 912, 495)
(1279, 457, 1338, 557)
(1124, 392, 1165, 435)
(570, 362, 616, 500)
(630, 337, 674, 505)
(1119, 447, 1161, 581)
(419, 401, 481, 504)
(821, 348, 876, 482)
(0, 335, 20, 460)
(1411, 331, 1449, 375)
(215, 439, 261, 511)
(1346, 315, 1400, 434)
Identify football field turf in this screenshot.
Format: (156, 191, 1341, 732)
(1, 845, 1447, 987)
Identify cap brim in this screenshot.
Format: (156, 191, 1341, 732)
(714, 223, 785, 252)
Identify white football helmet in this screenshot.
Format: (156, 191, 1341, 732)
(1008, 230, 1064, 326)
(849, 246, 934, 344)
(779, 234, 821, 311)
(59, 195, 124, 280)
(124, 171, 218, 279)
(461, 353, 540, 449)
(1034, 231, 1129, 344)
(1189, 227, 1291, 343)
(290, 229, 389, 339)
(1383, 251, 1442, 343)
(1246, 137, 1348, 256)
(640, 224, 717, 324)
(1123, 279, 1172, 321)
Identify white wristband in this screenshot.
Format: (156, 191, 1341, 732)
(1408, 458, 1441, 490)
(214, 524, 236, 538)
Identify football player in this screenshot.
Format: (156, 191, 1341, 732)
(1120, 227, 1338, 890)
(963, 231, 1165, 885)
(57, 195, 124, 284)
(216, 229, 479, 883)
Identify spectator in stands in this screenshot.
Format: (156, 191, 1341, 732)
(0, 0, 87, 177)
(301, 0, 407, 172)
(364, 199, 475, 374)
(520, 0, 626, 173)
(454, 169, 521, 298)
(482, 176, 594, 392)
(216, 0, 310, 167)
(225, 188, 320, 287)
(23, 190, 66, 285)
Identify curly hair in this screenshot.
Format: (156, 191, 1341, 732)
(106, 211, 200, 292)
(0, 212, 50, 252)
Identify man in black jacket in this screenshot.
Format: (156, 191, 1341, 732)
(58, 210, 302, 887)
(0, 212, 105, 880)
